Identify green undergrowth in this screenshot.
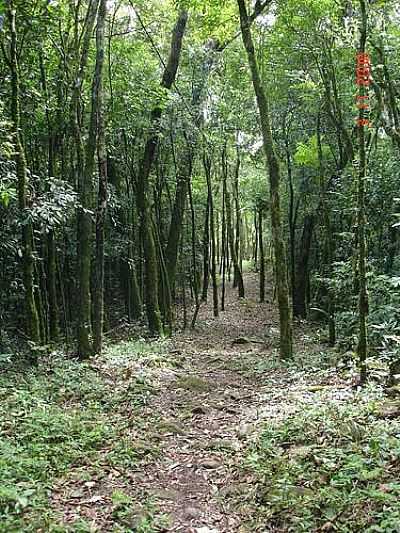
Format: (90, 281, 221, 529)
(244, 387, 400, 532)
(0, 340, 165, 531)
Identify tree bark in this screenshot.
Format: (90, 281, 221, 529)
(222, 147, 244, 298)
(237, 0, 293, 358)
(39, 50, 59, 342)
(201, 200, 210, 302)
(7, 2, 41, 358)
(204, 154, 219, 317)
(74, 0, 100, 359)
(136, 9, 188, 335)
(293, 214, 314, 318)
(259, 208, 266, 303)
(93, 0, 108, 354)
(357, 0, 369, 384)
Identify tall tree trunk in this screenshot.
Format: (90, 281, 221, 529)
(317, 113, 336, 346)
(259, 207, 266, 303)
(237, 0, 293, 358)
(74, 0, 100, 359)
(204, 154, 218, 317)
(93, 0, 108, 354)
(47, 230, 58, 341)
(285, 136, 296, 303)
(7, 2, 41, 358)
(39, 51, 59, 342)
(253, 210, 259, 271)
(222, 147, 245, 298)
(221, 176, 226, 311)
(165, 167, 190, 293)
(293, 214, 314, 318)
(233, 145, 242, 287)
(357, 0, 369, 384)
(189, 180, 201, 328)
(201, 200, 210, 302)
(136, 10, 188, 335)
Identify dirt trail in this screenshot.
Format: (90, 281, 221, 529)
(131, 273, 297, 532)
(54, 273, 326, 531)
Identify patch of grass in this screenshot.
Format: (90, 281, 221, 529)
(176, 375, 211, 392)
(243, 389, 400, 532)
(0, 350, 156, 531)
(133, 499, 171, 533)
(104, 338, 172, 369)
(111, 491, 170, 532)
(108, 438, 159, 468)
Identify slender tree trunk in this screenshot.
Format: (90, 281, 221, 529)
(233, 146, 241, 287)
(285, 137, 296, 302)
(222, 148, 244, 298)
(165, 169, 190, 293)
(74, 0, 100, 359)
(7, 3, 41, 358)
(47, 230, 58, 341)
(253, 210, 259, 271)
(317, 114, 336, 346)
(204, 154, 218, 317)
(293, 214, 314, 318)
(259, 208, 266, 303)
(93, 0, 108, 354)
(238, 0, 293, 358)
(189, 180, 201, 328)
(357, 0, 369, 384)
(39, 51, 59, 342)
(221, 177, 226, 311)
(201, 200, 210, 302)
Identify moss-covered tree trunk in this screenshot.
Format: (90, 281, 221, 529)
(136, 10, 187, 335)
(259, 207, 266, 303)
(93, 0, 108, 354)
(39, 51, 59, 342)
(7, 2, 41, 357)
(73, 0, 100, 359)
(357, 0, 369, 384)
(237, 0, 293, 358)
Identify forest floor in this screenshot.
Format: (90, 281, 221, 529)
(1, 274, 400, 532)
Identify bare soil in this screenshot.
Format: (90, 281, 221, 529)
(53, 273, 334, 532)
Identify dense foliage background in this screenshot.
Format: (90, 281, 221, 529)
(0, 0, 399, 377)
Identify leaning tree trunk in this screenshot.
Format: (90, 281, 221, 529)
(136, 10, 188, 335)
(7, 3, 41, 358)
(165, 39, 217, 303)
(238, 0, 293, 358)
(93, 0, 108, 354)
